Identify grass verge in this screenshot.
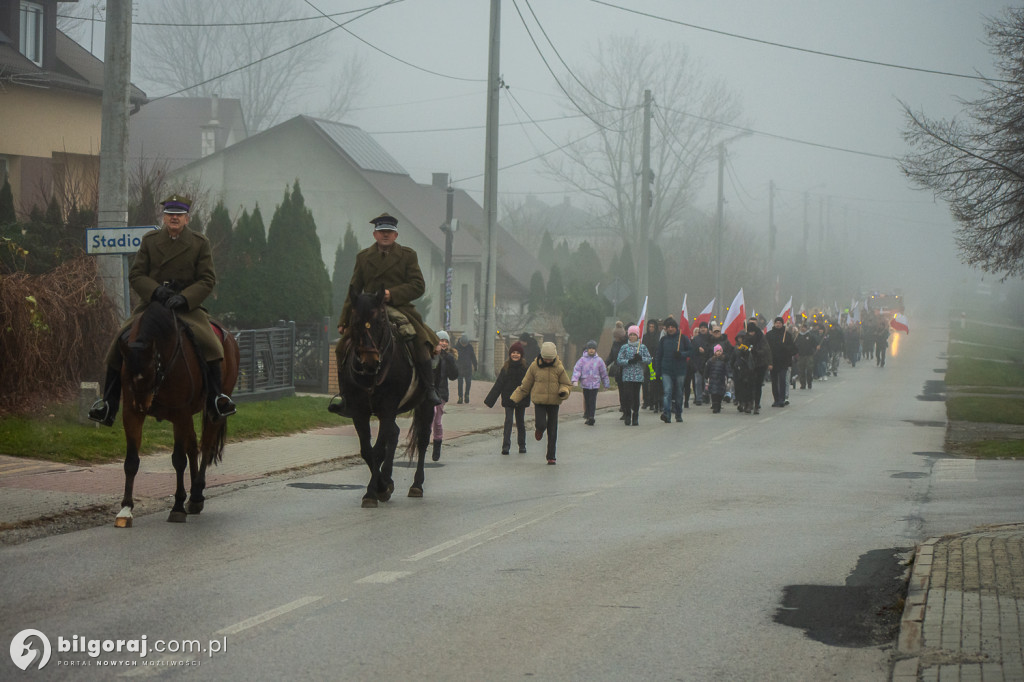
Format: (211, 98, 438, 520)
(961, 440, 1024, 458)
(945, 357, 1024, 388)
(947, 396, 1024, 424)
(0, 396, 342, 464)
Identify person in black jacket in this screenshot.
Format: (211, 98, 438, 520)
(484, 342, 530, 455)
(765, 317, 797, 407)
(793, 322, 820, 389)
(454, 335, 478, 403)
(654, 316, 690, 423)
(430, 331, 459, 461)
(605, 321, 628, 420)
(747, 320, 772, 414)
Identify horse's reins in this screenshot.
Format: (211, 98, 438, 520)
(351, 303, 397, 388)
(149, 310, 198, 409)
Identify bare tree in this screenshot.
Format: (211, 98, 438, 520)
(900, 8, 1024, 279)
(541, 34, 742, 254)
(135, 0, 367, 133)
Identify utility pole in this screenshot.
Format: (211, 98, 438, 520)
(768, 179, 776, 273)
(714, 140, 725, 322)
(801, 191, 810, 309)
(441, 177, 455, 331)
(96, 0, 133, 318)
(638, 89, 652, 316)
(480, 0, 500, 378)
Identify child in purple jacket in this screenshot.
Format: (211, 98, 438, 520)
(571, 340, 610, 426)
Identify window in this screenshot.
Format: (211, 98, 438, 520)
(19, 2, 44, 67)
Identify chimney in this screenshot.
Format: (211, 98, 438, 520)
(432, 173, 449, 190)
(201, 94, 222, 158)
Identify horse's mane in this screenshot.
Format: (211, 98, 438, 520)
(136, 301, 177, 344)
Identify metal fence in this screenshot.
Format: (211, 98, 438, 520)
(232, 317, 331, 402)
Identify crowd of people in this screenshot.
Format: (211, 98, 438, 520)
(471, 311, 896, 462)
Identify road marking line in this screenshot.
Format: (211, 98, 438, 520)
(355, 571, 413, 584)
(439, 503, 578, 562)
(711, 426, 744, 442)
(215, 595, 323, 636)
(403, 516, 520, 562)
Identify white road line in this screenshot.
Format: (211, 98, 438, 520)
(711, 426, 745, 442)
(355, 571, 413, 584)
(215, 595, 324, 636)
(403, 516, 520, 562)
(438, 502, 579, 562)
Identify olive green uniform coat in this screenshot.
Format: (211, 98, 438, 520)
(338, 243, 439, 351)
(104, 225, 223, 367)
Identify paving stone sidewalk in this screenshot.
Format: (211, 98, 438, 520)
(895, 523, 1024, 682)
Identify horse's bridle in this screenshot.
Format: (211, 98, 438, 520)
(350, 302, 396, 387)
(131, 311, 195, 410)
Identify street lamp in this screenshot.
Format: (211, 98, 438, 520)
(714, 131, 751, 320)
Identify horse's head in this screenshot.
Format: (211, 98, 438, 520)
(120, 302, 176, 412)
(347, 287, 389, 373)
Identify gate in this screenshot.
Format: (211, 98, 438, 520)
(293, 317, 331, 393)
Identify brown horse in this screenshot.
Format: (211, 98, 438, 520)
(114, 301, 239, 527)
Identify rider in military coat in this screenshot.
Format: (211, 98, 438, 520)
(89, 194, 236, 426)
(331, 212, 442, 415)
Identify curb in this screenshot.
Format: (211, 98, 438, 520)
(893, 538, 937, 680)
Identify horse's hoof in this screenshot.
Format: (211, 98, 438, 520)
(361, 497, 378, 508)
(408, 487, 423, 498)
(187, 501, 204, 515)
(114, 507, 133, 528)
(167, 511, 188, 523)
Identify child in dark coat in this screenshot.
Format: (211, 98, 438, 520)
(484, 342, 531, 455)
(704, 344, 731, 413)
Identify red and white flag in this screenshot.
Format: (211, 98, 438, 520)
(695, 298, 714, 334)
(678, 294, 691, 338)
(778, 296, 793, 326)
(890, 313, 910, 334)
(637, 295, 649, 341)
(722, 288, 746, 344)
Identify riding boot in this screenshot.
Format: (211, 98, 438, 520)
(432, 439, 442, 462)
(88, 366, 122, 427)
(205, 361, 236, 421)
(411, 341, 442, 406)
(328, 339, 354, 417)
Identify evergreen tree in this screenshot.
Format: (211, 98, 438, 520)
(0, 177, 15, 226)
(566, 240, 604, 289)
(528, 270, 546, 313)
(330, 223, 360, 320)
(546, 264, 565, 313)
(561, 281, 607, 353)
(264, 181, 331, 323)
(553, 240, 571, 268)
(537, 229, 555, 269)
(205, 201, 233, 277)
(218, 207, 269, 326)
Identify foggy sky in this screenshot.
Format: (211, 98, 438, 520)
(109, 0, 1014, 309)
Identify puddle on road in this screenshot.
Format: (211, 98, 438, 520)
(774, 547, 912, 648)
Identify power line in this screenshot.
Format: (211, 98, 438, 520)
(654, 103, 897, 161)
(367, 110, 596, 135)
(301, 0, 483, 83)
(59, 2, 399, 27)
(586, 0, 1006, 84)
(509, 0, 630, 134)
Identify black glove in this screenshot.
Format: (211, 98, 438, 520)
(628, 354, 641, 365)
(165, 294, 188, 312)
(152, 284, 175, 304)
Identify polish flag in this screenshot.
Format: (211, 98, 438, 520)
(890, 313, 910, 334)
(637, 295, 649, 341)
(722, 288, 746, 344)
(678, 294, 691, 338)
(695, 298, 714, 334)
(777, 296, 793, 326)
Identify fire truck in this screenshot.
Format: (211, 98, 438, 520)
(865, 291, 904, 317)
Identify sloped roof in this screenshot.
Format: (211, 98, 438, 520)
(129, 96, 248, 171)
(308, 118, 407, 175)
(0, 29, 146, 103)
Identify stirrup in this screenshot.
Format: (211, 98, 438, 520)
(327, 394, 353, 417)
(88, 399, 115, 427)
(213, 394, 236, 418)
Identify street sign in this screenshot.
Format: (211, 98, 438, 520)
(602, 277, 630, 307)
(86, 226, 158, 255)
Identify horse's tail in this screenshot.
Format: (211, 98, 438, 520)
(202, 418, 228, 466)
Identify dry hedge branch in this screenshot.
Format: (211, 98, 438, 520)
(0, 256, 119, 414)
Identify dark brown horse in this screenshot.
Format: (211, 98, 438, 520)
(336, 288, 433, 507)
(114, 301, 239, 527)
